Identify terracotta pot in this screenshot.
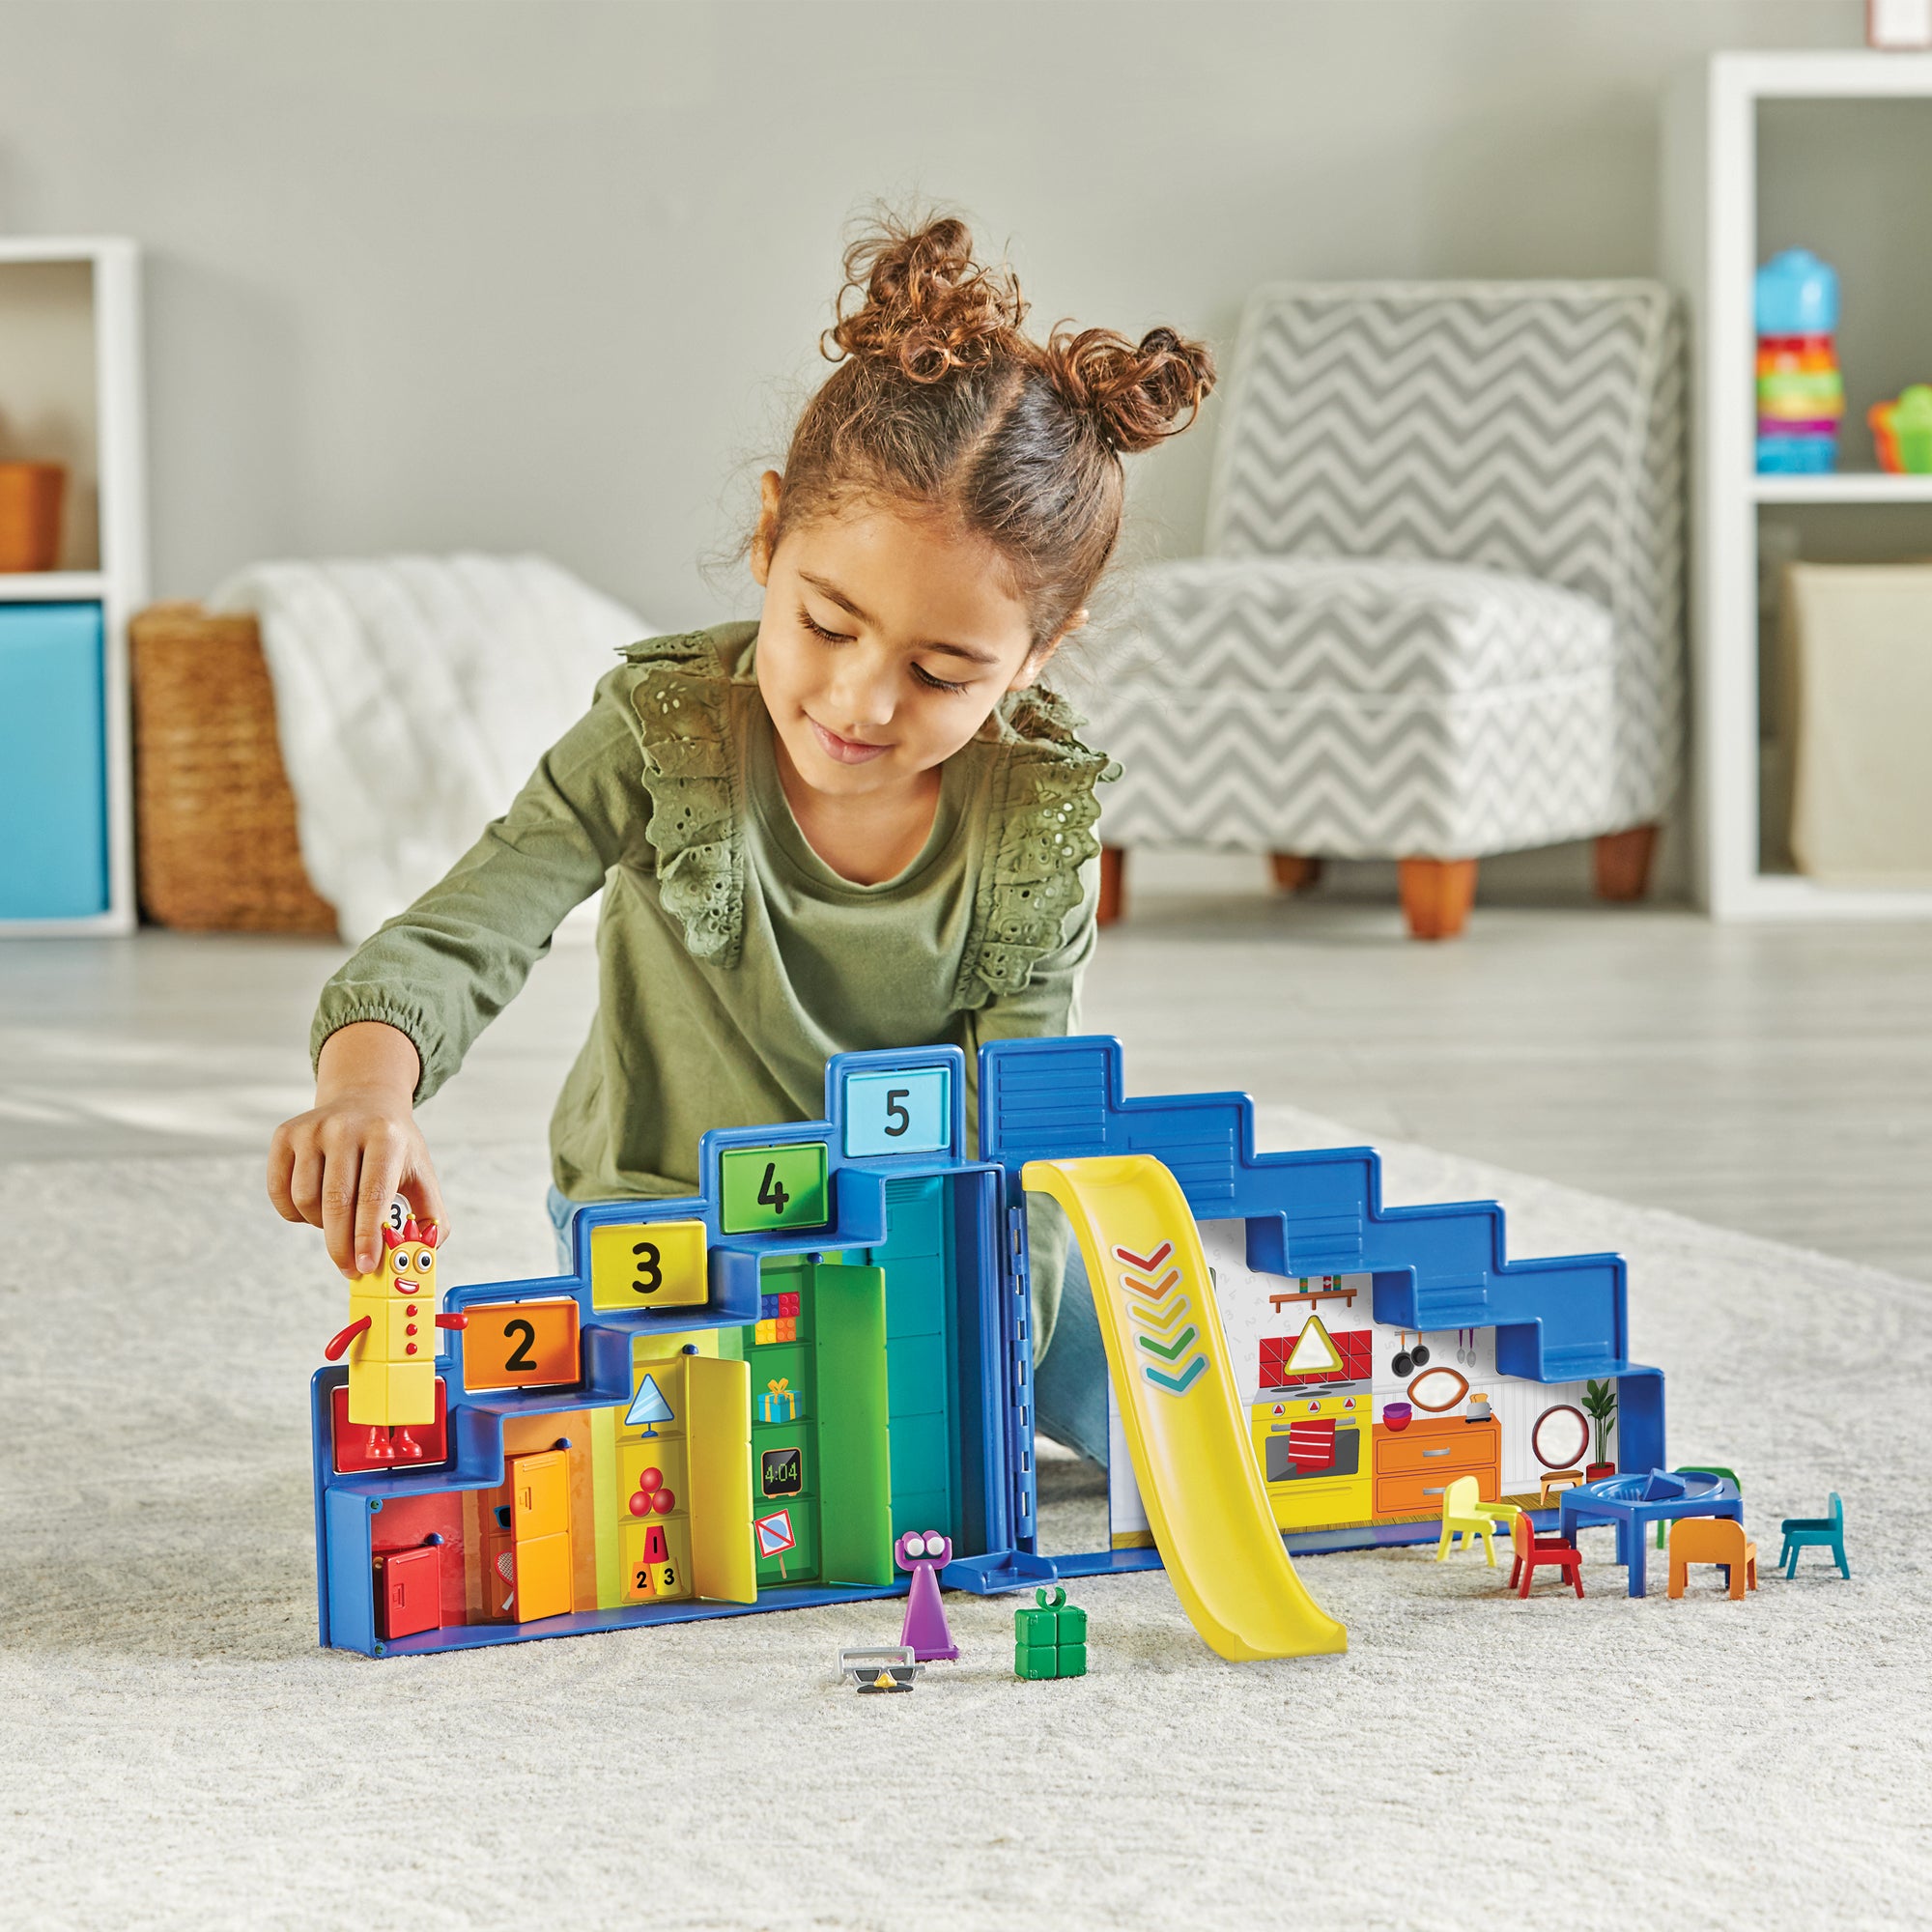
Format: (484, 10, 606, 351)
(1585, 1461, 1615, 1482)
(0, 462, 66, 571)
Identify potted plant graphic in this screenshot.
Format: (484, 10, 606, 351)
(1581, 1378, 1617, 1480)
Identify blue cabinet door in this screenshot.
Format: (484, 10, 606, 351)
(0, 602, 108, 919)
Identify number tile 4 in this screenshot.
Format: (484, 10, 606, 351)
(719, 1145, 828, 1235)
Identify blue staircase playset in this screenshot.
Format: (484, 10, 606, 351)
(312, 1035, 1663, 1658)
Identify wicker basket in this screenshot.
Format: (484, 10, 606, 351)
(128, 602, 338, 933)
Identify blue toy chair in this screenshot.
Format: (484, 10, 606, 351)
(1778, 1492, 1848, 1578)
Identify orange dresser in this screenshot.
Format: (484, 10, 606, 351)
(1373, 1416, 1501, 1520)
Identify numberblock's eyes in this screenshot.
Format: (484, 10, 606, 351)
(415, 1250, 435, 1270)
(392, 1249, 411, 1273)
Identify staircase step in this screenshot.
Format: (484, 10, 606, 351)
(1413, 1276, 1492, 1328)
(1541, 1345, 1621, 1382)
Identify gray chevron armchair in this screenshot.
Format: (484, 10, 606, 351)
(1085, 281, 1685, 938)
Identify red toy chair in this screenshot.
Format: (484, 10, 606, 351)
(1508, 1509, 1585, 1600)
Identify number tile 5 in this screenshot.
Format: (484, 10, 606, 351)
(843, 1068, 950, 1157)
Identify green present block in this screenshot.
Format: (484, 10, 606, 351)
(1055, 1641, 1087, 1679)
(1014, 1605, 1059, 1648)
(1015, 1643, 1057, 1682)
(1055, 1605, 1087, 1646)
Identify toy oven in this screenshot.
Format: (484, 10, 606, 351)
(1263, 1419, 1361, 1483)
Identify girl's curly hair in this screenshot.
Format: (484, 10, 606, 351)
(773, 211, 1216, 646)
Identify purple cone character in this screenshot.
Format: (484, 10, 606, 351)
(895, 1529, 958, 1662)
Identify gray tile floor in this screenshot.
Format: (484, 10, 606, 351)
(3, 878, 1927, 1282)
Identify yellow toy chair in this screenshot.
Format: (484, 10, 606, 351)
(1435, 1476, 1520, 1566)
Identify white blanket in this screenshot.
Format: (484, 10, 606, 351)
(210, 554, 655, 943)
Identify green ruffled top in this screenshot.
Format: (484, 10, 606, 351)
(312, 622, 1113, 1355)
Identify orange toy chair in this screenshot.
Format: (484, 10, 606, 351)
(1507, 1509, 1584, 1600)
(1667, 1517, 1758, 1601)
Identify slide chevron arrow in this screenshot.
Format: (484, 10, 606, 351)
(1137, 1325, 1201, 1362)
(1132, 1293, 1194, 1335)
(1143, 1355, 1208, 1395)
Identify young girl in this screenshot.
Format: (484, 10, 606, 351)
(267, 213, 1214, 1466)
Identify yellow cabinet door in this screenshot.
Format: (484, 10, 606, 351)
(685, 1354, 754, 1604)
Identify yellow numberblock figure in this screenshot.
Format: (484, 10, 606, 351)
(324, 1208, 467, 1463)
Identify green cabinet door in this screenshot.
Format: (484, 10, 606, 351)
(812, 1264, 895, 1587)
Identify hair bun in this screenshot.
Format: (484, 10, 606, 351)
(1041, 324, 1216, 454)
(825, 214, 1026, 384)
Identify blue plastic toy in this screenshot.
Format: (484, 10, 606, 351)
(1778, 1492, 1849, 1578)
(1755, 247, 1839, 336)
(312, 1035, 1669, 1659)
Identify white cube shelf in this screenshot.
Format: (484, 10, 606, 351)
(0, 239, 146, 935)
(1666, 53, 1932, 920)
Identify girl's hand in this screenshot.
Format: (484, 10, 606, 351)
(268, 1021, 447, 1277)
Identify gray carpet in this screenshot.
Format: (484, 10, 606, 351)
(1, 1115, 1924, 1932)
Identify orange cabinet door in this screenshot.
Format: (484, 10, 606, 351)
(512, 1531, 573, 1621)
(510, 1450, 571, 1540)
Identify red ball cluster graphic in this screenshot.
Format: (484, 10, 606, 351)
(627, 1465, 675, 1517)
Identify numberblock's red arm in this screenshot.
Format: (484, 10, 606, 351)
(323, 1316, 370, 1361)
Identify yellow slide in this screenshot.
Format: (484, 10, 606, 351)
(1024, 1154, 1347, 1661)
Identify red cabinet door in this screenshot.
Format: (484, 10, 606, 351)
(375, 1545, 443, 1639)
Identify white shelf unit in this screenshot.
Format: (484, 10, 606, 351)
(1666, 53, 1932, 921)
(0, 238, 146, 936)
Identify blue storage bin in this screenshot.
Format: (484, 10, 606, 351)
(0, 602, 108, 919)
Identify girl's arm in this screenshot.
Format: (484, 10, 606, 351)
(269, 668, 649, 1273)
(961, 858, 1099, 1358)
(962, 855, 1101, 1067)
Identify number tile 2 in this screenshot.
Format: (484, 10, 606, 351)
(460, 1297, 582, 1392)
(842, 1068, 951, 1157)
(719, 1144, 829, 1234)
(588, 1217, 708, 1312)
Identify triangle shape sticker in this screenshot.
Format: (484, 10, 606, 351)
(1284, 1315, 1344, 1378)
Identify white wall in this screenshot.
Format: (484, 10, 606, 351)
(0, 0, 1867, 625)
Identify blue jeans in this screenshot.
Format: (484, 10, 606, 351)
(1033, 1239, 1108, 1468)
(543, 1186, 1109, 1468)
(546, 1185, 579, 1273)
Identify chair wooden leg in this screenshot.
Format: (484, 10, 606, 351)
(1097, 845, 1124, 926)
(1593, 824, 1659, 901)
(1270, 853, 1324, 893)
(1398, 858, 1477, 941)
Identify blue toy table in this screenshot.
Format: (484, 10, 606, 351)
(1558, 1470, 1742, 1598)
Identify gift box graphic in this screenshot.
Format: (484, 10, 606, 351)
(757, 1377, 797, 1423)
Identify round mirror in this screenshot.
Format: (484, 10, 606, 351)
(1531, 1403, 1590, 1469)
